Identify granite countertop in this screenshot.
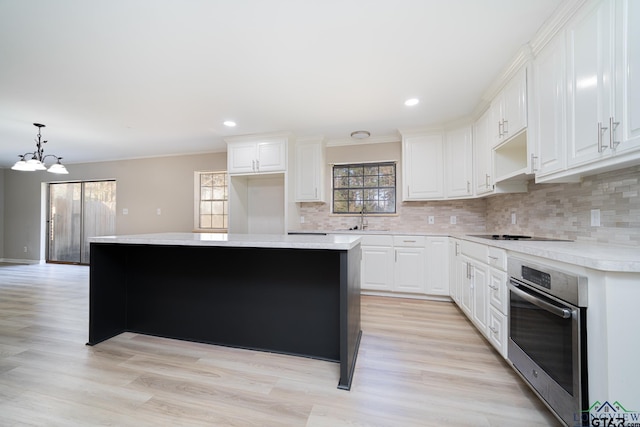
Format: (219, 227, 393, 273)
(89, 232, 361, 251)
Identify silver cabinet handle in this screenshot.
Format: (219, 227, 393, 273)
(498, 121, 503, 138)
(489, 284, 499, 290)
(455, 242, 460, 255)
(609, 116, 620, 149)
(489, 326, 499, 334)
(597, 122, 609, 153)
(531, 153, 538, 173)
(255, 159, 260, 171)
(403, 240, 417, 243)
(466, 181, 471, 194)
(485, 174, 491, 188)
(502, 119, 508, 135)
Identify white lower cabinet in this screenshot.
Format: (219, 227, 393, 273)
(469, 260, 489, 334)
(450, 240, 508, 358)
(394, 236, 426, 293)
(360, 235, 394, 291)
(359, 234, 448, 298)
(487, 305, 508, 356)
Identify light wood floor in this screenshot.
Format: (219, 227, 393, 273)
(0, 262, 561, 426)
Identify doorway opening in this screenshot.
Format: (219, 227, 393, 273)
(47, 180, 116, 265)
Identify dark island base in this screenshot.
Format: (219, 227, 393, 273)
(88, 243, 362, 390)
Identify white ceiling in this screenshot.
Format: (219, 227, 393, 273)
(0, 0, 565, 169)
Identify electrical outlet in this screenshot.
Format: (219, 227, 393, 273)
(450, 216, 457, 224)
(511, 213, 517, 224)
(300, 216, 305, 224)
(591, 209, 601, 227)
(23, 246, 28, 253)
(157, 208, 161, 216)
(428, 216, 435, 224)
(122, 208, 128, 215)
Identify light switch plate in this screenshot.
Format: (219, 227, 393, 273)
(591, 209, 601, 227)
(511, 213, 517, 224)
(450, 216, 457, 224)
(122, 208, 128, 215)
(428, 216, 435, 224)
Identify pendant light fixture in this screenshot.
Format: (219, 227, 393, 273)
(11, 123, 69, 174)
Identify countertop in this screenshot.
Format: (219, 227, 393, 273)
(300, 229, 640, 273)
(89, 232, 361, 251)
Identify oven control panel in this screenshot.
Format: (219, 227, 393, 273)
(521, 265, 551, 290)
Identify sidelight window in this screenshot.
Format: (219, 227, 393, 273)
(332, 162, 396, 214)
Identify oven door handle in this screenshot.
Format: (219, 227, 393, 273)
(509, 283, 572, 319)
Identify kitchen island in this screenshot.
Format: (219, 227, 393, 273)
(88, 232, 362, 390)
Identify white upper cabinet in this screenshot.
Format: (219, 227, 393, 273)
(401, 132, 445, 200)
(445, 126, 474, 198)
(227, 136, 287, 175)
(566, 0, 615, 168)
(492, 67, 528, 146)
(615, 0, 640, 154)
(534, 0, 640, 182)
(474, 109, 494, 196)
(294, 137, 325, 202)
(532, 32, 567, 177)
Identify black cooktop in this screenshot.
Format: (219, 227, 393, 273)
(470, 234, 572, 242)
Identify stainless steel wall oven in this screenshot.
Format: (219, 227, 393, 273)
(508, 257, 588, 427)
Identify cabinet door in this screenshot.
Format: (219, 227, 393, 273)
(256, 140, 286, 172)
(394, 247, 426, 293)
(459, 257, 473, 318)
(474, 109, 494, 195)
(228, 142, 257, 174)
(566, 0, 614, 167)
(471, 262, 488, 334)
(361, 245, 394, 291)
(445, 127, 473, 198)
(533, 32, 567, 176)
(615, 0, 640, 154)
(502, 67, 528, 140)
(295, 142, 324, 201)
(402, 134, 444, 200)
(449, 239, 460, 303)
(426, 237, 449, 296)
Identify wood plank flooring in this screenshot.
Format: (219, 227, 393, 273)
(0, 262, 561, 426)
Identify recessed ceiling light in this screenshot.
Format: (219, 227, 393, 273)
(350, 130, 371, 139)
(223, 120, 237, 127)
(404, 98, 419, 106)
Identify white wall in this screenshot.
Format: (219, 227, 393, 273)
(2, 152, 226, 261)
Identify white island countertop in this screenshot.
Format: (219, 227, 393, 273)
(89, 232, 361, 251)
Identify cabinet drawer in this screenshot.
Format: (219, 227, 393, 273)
(393, 235, 425, 247)
(361, 234, 394, 246)
(487, 247, 507, 270)
(461, 240, 488, 262)
(487, 306, 508, 358)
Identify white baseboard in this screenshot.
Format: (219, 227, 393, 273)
(0, 258, 41, 265)
(361, 290, 452, 302)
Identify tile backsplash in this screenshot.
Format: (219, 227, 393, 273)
(486, 165, 640, 246)
(298, 165, 639, 247)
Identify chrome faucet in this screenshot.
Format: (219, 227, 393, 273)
(360, 206, 368, 230)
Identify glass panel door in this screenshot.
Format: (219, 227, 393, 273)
(47, 181, 116, 265)
(48, 183, 82, 263)
(82, 181, 116, 264)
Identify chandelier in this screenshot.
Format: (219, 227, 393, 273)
(11, 123, 68, 174)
